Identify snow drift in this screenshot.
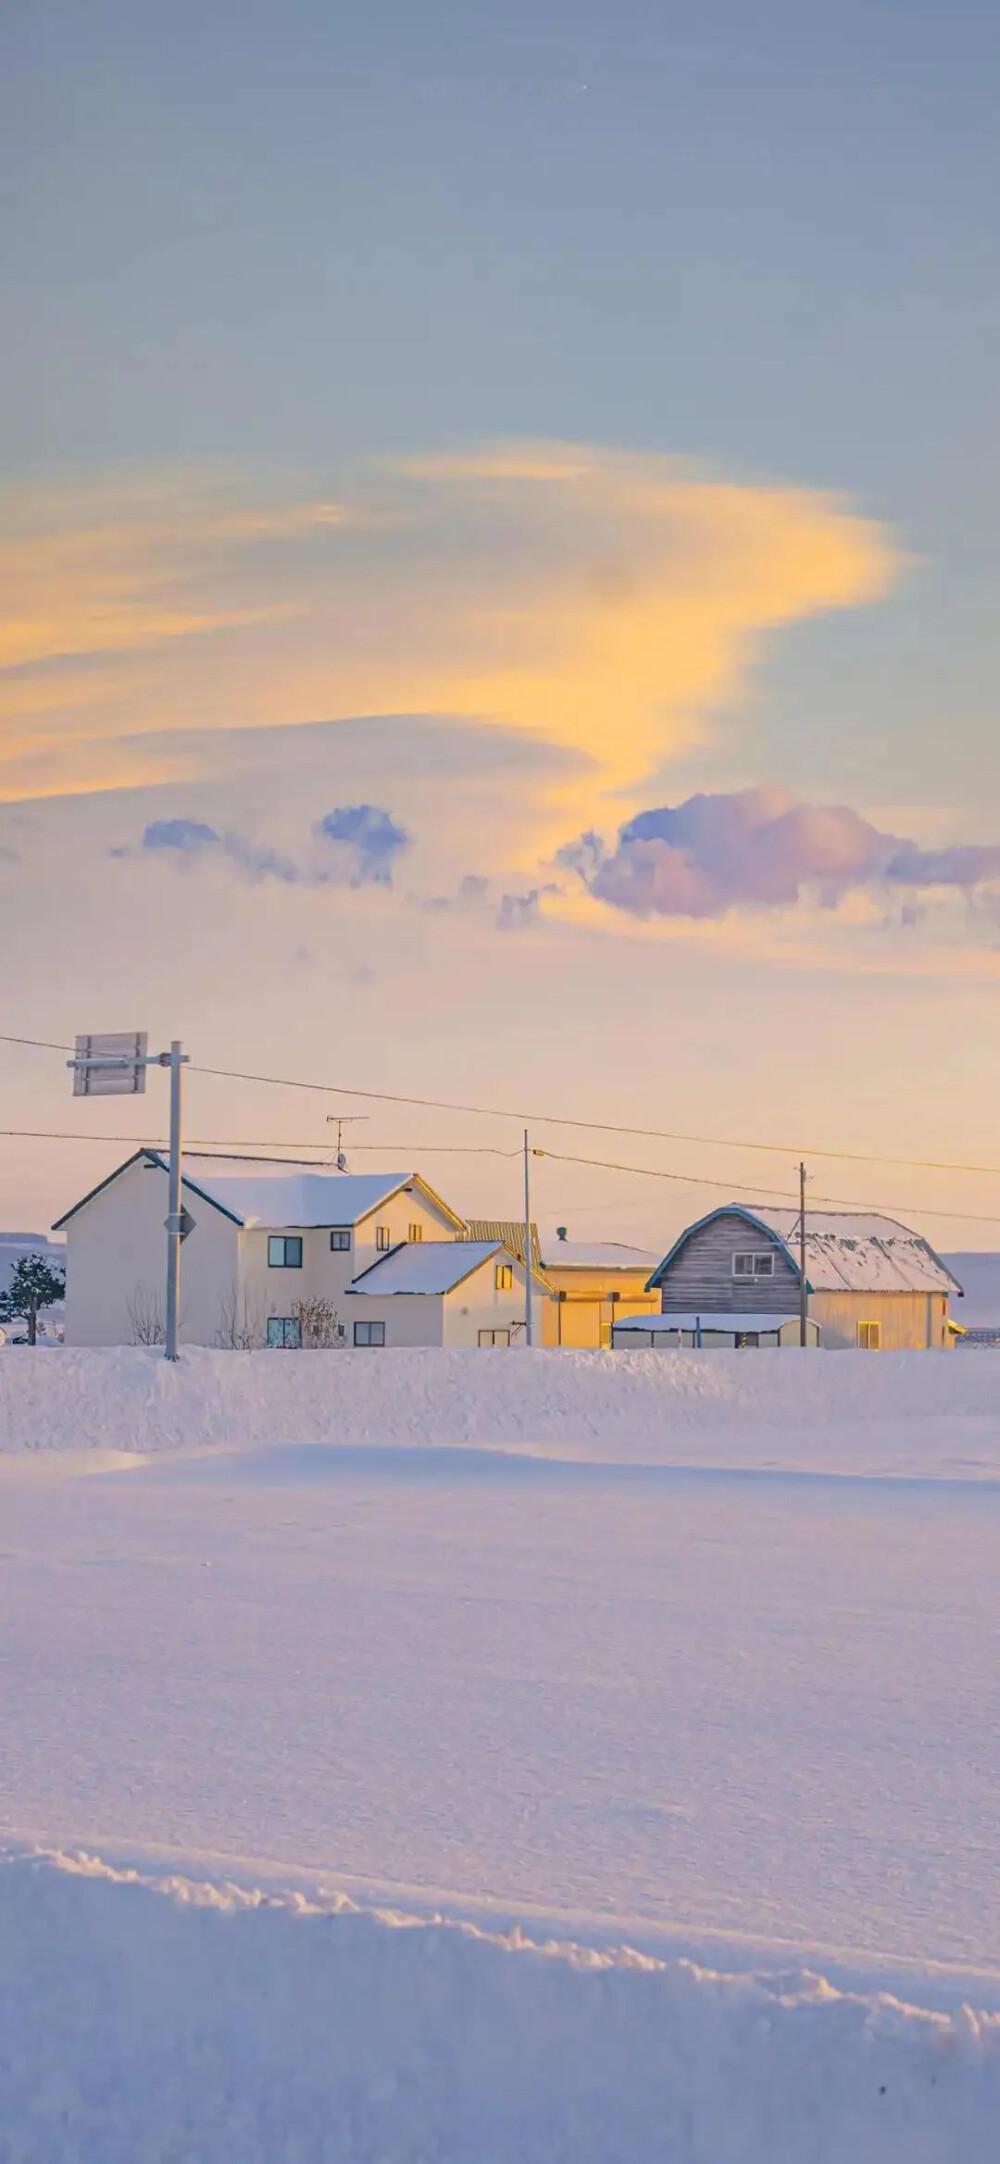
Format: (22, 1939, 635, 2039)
(0, 1342, 998, 1477)
(3, 1848, 998, 2164)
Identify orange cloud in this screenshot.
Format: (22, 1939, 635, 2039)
(0, 446, 898, 838)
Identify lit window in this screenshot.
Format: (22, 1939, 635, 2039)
(478, 1328, 511, 1347)
(266, 1316, 301, 1348)
(495, 1263, 513, 1292)
(733, 1251, 774, 1279)
(376, 1226, 392, 1252)
(857, 1320, 881, 1350)
(329, 1229, 351, 1252)
(408, 1223, 423, 1243)
(268, 1235, 303, 1268)
(354, 1320, 386, 1347)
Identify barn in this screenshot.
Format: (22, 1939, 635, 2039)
(644, 1203, 962, 1350)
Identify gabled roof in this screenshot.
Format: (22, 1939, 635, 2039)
(465, 1219, 543, 1272)
(648, 1203, 961, 1298)
(347, 1240, 506, 1296)
(54, 1153, 465, 1234)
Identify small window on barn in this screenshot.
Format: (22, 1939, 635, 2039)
(495, 1262, 513, 1292)
(376, 1225, 392, 1252)
(857, 1320, 881, 1351)
(733, 1250, 774, 1279)
(408, 1223, 423, 1243)
(478, 1328, 511, 1347)
(329, 1229, 351, 1252)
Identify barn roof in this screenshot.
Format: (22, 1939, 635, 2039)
(649, 1203, 962, 1297)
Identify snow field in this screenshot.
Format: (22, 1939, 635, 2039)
(4, 1848, 999, 2164)
(1, 1341, 999, 1476)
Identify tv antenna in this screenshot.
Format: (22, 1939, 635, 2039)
(325, 1113, 370, 1170)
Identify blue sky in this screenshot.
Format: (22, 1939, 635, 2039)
(3, 0, 1000, 1240)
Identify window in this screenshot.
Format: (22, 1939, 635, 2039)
(857, 1320, 881, 1350)
(375, 1225, 392, 1252)
(408, 1223, 423, 1243)
(267, 1316, 301, 1349)
(354, 1320, 385, 1347)
(495, 1262, 513, 1291)
(734, 1331, 760, 1350)
(478, 1328, 511, 1347)
(733, 1251, 774, 1279)
(329, 1229, 351, 1252)
(268, 1235, 303, 1268)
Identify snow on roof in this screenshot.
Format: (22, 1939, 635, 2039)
(613, 1311, 798, 1335)
(348, 1241, 504, 1296)
(541, 1239, 659, 1271)
(185, 1167, 415, 1229)
(746, 1205, 960, 1295)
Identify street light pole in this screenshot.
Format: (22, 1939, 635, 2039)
(163, 1041, 184, 1362)
(523, 1127, 533, 1348)
(799, 1159, 809, 1347)
(69, 1030, 190, 1362)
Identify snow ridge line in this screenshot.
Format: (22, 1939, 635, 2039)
(1, 1343, 1000, 1482)
(2, 1847, 999, 2163)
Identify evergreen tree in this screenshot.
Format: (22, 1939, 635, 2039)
(0, 1254, 66, 1345)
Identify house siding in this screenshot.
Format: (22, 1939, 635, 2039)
(545, 1263, 660, 1349)
(63, 1155, 239, 1347)
(810, 1290, 952, 1351)
(657, 1213, 799, 1317)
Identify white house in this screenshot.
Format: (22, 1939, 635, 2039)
(346, 1239, 546, 1348)
(53, 1150, 523, 1349)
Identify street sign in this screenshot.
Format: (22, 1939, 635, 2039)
(72, 1031, 148, 1097)
(165, 1208, 196, 1243)
(70, 1029, 187, 1361)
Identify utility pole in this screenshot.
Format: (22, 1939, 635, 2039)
(69, 1030, 190, 1362)
(523, 1127, 533, 1348)
(798, 1160, 808, 1347)
(163, 1041, 185, 1362)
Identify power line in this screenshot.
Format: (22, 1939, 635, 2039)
(2, 1028, 999, 1182)
(4, 1121, 998, 1226)
(536, 1147, 1000, 1228)
(0, 1128, 519, 1156)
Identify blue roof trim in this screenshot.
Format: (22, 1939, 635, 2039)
(646, 1205, 803, 1291)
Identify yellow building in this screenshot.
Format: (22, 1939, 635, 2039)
(465, 1221, 660, 1348)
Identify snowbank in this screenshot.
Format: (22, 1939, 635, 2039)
(0, 1342, 998, 1476)
(3, 1848, 997, 2164)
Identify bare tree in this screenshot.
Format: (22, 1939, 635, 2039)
(215, 1283, 265, 1351)
(126, 1286, 166, 1346)
(293, 1297, 346, 1349)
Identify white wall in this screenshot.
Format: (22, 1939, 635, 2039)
(238, 1181, 463, 1343)
(63, 1157, 240, 1347)
(343, 1294, 447, 1348)
(442, 1252, 549, 1348)
(341, 1254, 547, 1349)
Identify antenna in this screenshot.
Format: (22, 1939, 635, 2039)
(324, 1113, 370, 1170)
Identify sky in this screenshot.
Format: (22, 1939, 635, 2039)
(3, 0, 1000, 1249)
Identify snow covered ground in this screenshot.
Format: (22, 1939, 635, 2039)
(1, 1348, 998, 2158)
(3, 1848, 998, 2164)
